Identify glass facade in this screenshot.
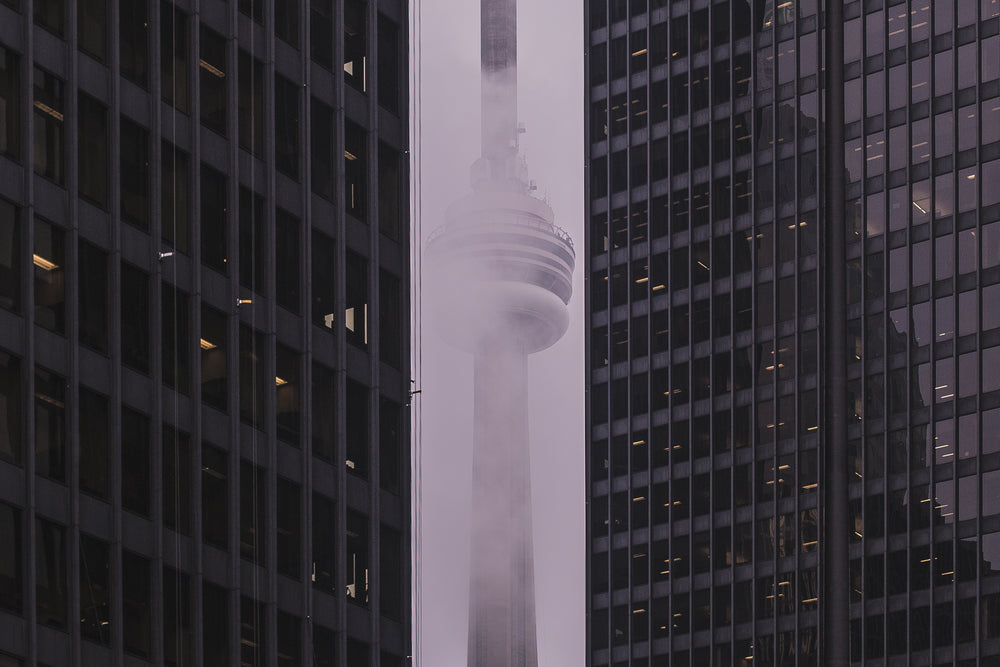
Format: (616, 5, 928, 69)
(0, 0, 411, 665)
(586, 0, 1000, 664)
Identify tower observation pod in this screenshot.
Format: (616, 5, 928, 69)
(424, 0, 575, 665)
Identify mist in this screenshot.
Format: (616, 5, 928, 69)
(413, 0, 585, 664)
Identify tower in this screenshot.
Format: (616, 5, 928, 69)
(425, 1, 575, 665)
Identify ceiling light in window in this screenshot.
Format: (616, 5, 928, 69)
(200, 338, 216, 350)
(32, 254, 59, 271)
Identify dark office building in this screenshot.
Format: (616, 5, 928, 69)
(587, 0, 1000, 664)
(0, 0, 410, 665)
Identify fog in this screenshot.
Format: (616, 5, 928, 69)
(412, 0, 585, 665)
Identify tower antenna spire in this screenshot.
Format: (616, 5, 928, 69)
(480, 0, 519, 169)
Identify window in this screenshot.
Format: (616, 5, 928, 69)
(78, 387, 108, 498)
(120, 0, 148, 86)
(311, 98, 335, 200)
(35, 517, 66, 628)
(379, 270, 401, 367)
(77, 239, 108, 353)
(240, 460, 266, 564)
(377, 16, 399, 112)
(312, 492, 336, 594)
(0, 199, 20, 312)
(33, 67, 64, 184)
(79, 534, 110, 644)
(346, 378, 368, 476)
(0, 502, 22, 614)
(277, 612, 300, 667)
(380, 524, 402, 618)
(163, 426, 191, 534)
(201, 444, 228, 549)
(0, 350, 21, 465)
(275, 0, 299, 48)
(121, 262, 150, 372)
(238, 187, 266, 294)
(78, 93, 108, 207)
(239, 325, 267, 429)
(122, 551, 151, 657)
(34, 0, 63, 35)
(346, 510, 369, 605)
(161, 141, 190, 253)
(276, 344, 300, 444)
(238, 51, 264, 153)
(121, 407, 151, 516)
(275, 209, 300, 313)
(240, 597, 265, 667)
(76, 0, 108, 63)
(378, 143, 401, 239)
(380, 397, 402, 493)
(121, 116, 150, 228)
(0, 45, 21, 161)
(344, 0, 367, 91)
(162, 283, 190, 393)
(311, 0, 334, 69)
(161, 3, 188, 112)
(203, 583, 229, 665)
(33, 217, 65, 334)
(346, 251, 368, 347)
(200, 26, 227, 135)
(201, 304, 228, 410)
(312, 230, 336, 329)
(275, 74, 300, 179)
(200, 164, 228, 273)
(312, 362, 336, 462)
(163, 567, 191, 667)
(34, 368, 65, 482)
(277, 477, 301, 579)
(345, 120, 367, 220)
(238, 0, 263, 22)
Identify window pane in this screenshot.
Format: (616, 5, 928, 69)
(200, 26, 227, 135)
(275, 0, 299, 47)
(346, 251, 368, 347)
(345, 120, 367, 220)
(378, 142, 401, 239)
(77, 93, 108, 207)
(163, 566, 192, 667)
(240, 460, 266, 564)
(240, 597, 265, 667)
(35, 517, 66, 628)
(346, 510, 369, 605)
(238, 187, 266, 294)
(121, 406, 151, 516)
(0, 502, 22, 614)
(379, 397, 401, 493)
(379, 270, 400, 367)
(311, 230, 336, 329)
(76, 0, 108, 63)
(238, 51, 264, 153)
(33, 67, 64, 183)
(344, 0, 367, 91)
(0, 199, 21, 313)
(77, 241, 108, 354)
(238, 0, 262, 22)
(201, 164, 228, 273)
(377, 16, 399, 112)
(0, 44, 21, 160)
(275, 208, 300, 313)
(311, 362, 336, 462)
(121, 262, 150, 372)
(202, 583, 229, 665)
(275, 74, 300, 179)
(379, 524, 402, 618)
(161, 3, 188, 112)
(0, 350, 22, 465)
(79, 534, 110, 644)
(346, 378, 368, 477)
(120, 0, 148, 86)
(310, 0, 334, 69)
(121, 117, 150, 227)
(34, 368, 65, 482)
(239, 325, 267, 429)
(34, 0, 63, 35)
(201, 304, 228, 410)
(79, 387, 108, 498)
(276, 344, 300, 444)
(163, 426, 191, 534)
(276, 477, 301, 579)
(201, 444, 228, 549)
(277, 612, 300, 667)
(312, 492, 336, 594)
(33, 217, 65, 334)
(162, 283, 190, 393)
(122, 551, 151, 656)
(162, 141, 190, 253)
(311, 98, 335, 200)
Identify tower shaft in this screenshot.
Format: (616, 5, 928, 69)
(467, 334, 538, 667)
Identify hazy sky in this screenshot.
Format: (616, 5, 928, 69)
(413, 1, 585, 665)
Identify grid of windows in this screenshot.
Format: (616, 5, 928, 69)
(0, 0, 410, 665)
(586, 0, 1000, 665)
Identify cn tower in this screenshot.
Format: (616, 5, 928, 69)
(424, 0, 575, 664)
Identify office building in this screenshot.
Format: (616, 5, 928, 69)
(586, 0, 1000, 664)
(0, 0, 410, 664)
